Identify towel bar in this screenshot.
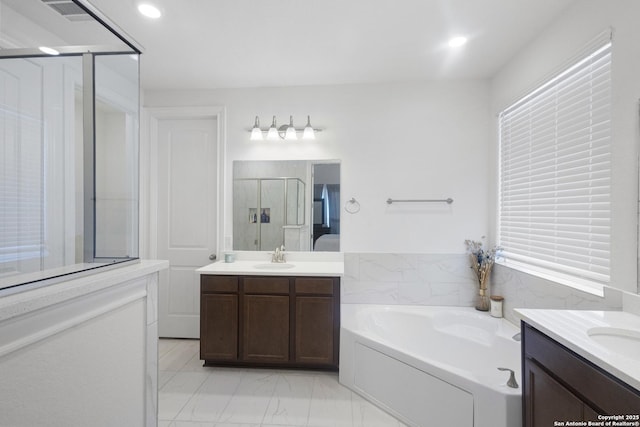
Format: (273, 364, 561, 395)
(386, 198, 453, 205)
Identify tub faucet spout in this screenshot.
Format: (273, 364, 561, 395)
(497, 367, 519, 388)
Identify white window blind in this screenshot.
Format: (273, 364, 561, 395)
(0, 107, 44, 266)
(498, 36, 612, 290)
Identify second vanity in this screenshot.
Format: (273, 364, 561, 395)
(197, 259, 343, 370)
(516, 309, 640, 426)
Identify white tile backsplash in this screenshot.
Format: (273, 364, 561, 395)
(343, 253, 633, 325)
(491, 264, 624, 324)
(343, 253, 476, 307)
(623, 291, 640, 315)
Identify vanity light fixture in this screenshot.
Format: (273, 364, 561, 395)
(250, 115, 321, 140)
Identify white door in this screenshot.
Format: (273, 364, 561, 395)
(155, 117, 217, 338)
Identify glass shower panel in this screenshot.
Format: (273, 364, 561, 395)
(0, 0, 143, 291)
(297, 180, 305, 225)
(233, 179, 259, 250)
(0, 55, 83, 277)
(94, 54, 139, 259)
(260, 179, 285, 250)
(285, 178, 305, 226)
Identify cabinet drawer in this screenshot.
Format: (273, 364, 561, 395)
(295, 278, 334, 295)
(243, 277, 290, 294)
(523, 324, 640, 414)
(201, 275, 238, 293)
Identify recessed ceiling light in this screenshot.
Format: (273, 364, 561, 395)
(448, 36, 468, 48)
(39, 46, 60, 55)
(138, 3, 162, 19)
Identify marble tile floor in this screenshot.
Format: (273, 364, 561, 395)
(158, 338, 407, 427)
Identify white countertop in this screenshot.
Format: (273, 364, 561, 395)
(196, 260, 344, 277)
(515, 309, 640, 392)
(0, 260, 169, 322)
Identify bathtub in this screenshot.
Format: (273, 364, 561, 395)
(339, 304, 521, 427)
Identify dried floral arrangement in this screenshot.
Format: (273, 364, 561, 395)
(465, 238, 501, 310)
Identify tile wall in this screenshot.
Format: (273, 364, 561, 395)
(342, 253, 633, 324)
(342, 253, 477, 307)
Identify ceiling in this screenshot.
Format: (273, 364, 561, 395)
(7, 0, 577, 90)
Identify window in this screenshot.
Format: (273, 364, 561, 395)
(498, 34, 612, 293)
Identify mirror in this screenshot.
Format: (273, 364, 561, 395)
(312, 163, 340, 252)
(233, 160, 340, 251)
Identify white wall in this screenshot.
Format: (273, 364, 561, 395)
(490, 0, 640, 294)
(144, 79, 491, 254)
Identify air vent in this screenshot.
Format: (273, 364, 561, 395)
(41, 0, 93, 22)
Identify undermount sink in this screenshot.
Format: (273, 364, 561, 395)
(253, 263, 295, 270)
(587, 327, 640, 359)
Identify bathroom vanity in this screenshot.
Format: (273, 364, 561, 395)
(517, 310, 640, 427)
(197, 260, 342, 370)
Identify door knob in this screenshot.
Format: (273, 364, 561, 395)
(209, 254, 216, 261)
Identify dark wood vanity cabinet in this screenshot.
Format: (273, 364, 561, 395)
(522, 323, 640, 427)
(200, 274, 339, 370)
(241, 277, 290, 363)
(294, 278, 338, 365)
(200, 276, 239, 360)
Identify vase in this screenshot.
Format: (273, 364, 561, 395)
(475, 288, 490, 311)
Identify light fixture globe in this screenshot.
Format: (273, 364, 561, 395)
(303, 115, 315, 140)
(266, 116, 279, 140)
(250, 116, 263, 140)
(285, 115, 297, 140)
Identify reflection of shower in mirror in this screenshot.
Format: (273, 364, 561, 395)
(232, 160, 340, 252)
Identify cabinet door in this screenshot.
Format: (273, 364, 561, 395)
(242, 295, 289, 363)
(524, 359, 583, 427)
(200, 293, 238, 360)
(295, 296, 334, 365)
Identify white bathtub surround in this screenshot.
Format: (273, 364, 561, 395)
(0, 260, 168, 427)
(491, 264, 624, 325)
(340, 304, 522, 427)
(343, 253, 479, 306)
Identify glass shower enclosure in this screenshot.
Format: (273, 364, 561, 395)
(0, 0, 142, 292)
(233, 178, 305, 251)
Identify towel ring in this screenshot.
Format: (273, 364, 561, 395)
(344, 197, 360, 214)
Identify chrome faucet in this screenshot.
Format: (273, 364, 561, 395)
(271, 245, 286, 263)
